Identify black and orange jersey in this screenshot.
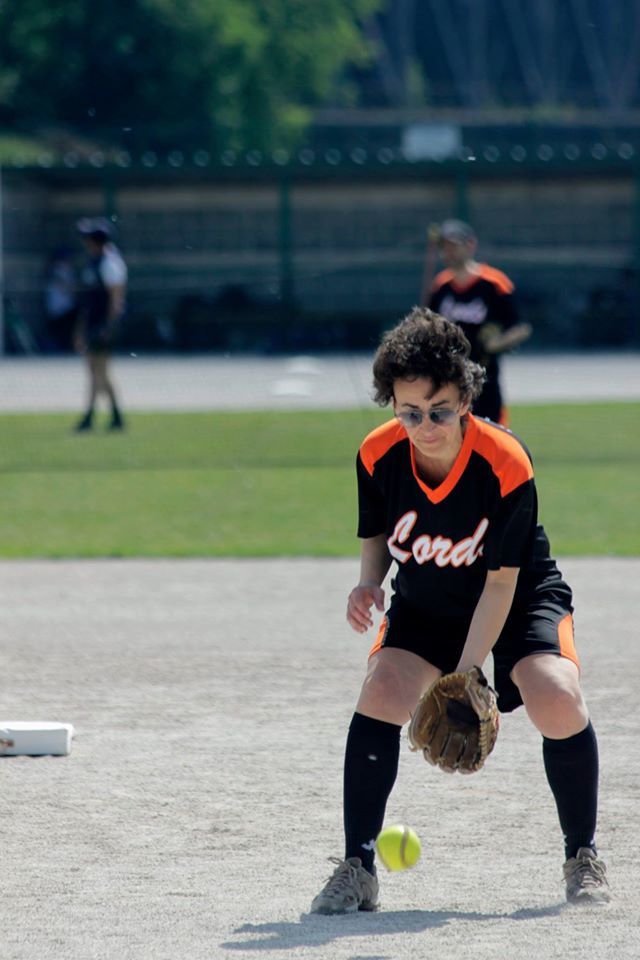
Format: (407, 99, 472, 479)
(429, 264, 520, 422)
(356, 414, 569, 620)
(428, 264, 518, 364)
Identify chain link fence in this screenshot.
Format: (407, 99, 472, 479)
(2, 147, 639, 354)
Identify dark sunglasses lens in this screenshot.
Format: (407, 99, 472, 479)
(398, 408, 457, 428)
(398, 411, 422, 427)
(430, 409, 456, 425)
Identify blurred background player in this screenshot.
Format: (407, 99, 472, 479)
(422, 219, 532, 424)
(73, 218, 127, 432)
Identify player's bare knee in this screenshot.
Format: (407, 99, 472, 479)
(358, 661, 413, 719)
(526, 682, 587, 736)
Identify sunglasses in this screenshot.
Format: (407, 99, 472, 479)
(395, 407, 460, 429)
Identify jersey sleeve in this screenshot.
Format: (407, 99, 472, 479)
(484, 479, 537, 570)
(356, 452, 387, 539)
(99, 251, 128, 287)
(428, 283, 447, 312)
(493, 287, 519, 331)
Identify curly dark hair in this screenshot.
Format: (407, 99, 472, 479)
(372, 307, 486, 406)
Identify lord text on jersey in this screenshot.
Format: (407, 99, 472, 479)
(387, 512, 489, 567)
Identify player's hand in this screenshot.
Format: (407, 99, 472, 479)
(427, 223, 441, 244)
(347, 583, 385, 633)
(477, 322, 502, 355)
(478, 321, 532, 357)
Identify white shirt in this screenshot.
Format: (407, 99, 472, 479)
(98, 244, 127, 287)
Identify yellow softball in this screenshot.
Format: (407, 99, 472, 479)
(375, 823, 421, 871)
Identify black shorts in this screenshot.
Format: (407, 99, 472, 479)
(86, 320, 120, 353)
(87, 333, 116, 353)
(368, 590, 578, 713)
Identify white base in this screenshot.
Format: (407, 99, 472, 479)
(0, 722, 74, 756)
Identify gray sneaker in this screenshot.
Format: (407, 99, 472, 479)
(563, 847, 611, 904)
(310, 857, 379, 914)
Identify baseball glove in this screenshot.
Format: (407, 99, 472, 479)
(407, 666, 499, 774)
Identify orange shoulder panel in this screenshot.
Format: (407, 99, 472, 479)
(472, 417, 533, 496)
(476, 264, 514, 296)
(431, 268, 455, 293)
(359, 419, 406, 476)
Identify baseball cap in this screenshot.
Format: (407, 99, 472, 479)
(76, 216, 113, 240)
(438, 219, 476, 243)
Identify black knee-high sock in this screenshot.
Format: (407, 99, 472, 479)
(343, 712, 401, 873)
(542, 721, 599, 861)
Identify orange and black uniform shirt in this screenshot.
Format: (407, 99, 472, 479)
(357, 414, 568, 622)
(429, 264, 518, 421)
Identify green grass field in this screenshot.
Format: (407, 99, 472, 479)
(0, 403, 638, 557)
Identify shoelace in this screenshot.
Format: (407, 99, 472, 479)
(568, 857, 608, 888)
(323, 857, 360, 893)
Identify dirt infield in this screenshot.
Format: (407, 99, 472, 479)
(1, 557, 638, 960)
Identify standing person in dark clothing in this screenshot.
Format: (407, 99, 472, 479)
(73, 217, 127, 432)
(425, 220, 531, 424)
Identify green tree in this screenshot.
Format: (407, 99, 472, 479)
(0, 0, 381, 154)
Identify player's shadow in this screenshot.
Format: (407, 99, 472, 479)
(221, 903, 567, 952)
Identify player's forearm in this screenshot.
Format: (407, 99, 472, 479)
(359, 534, 392, 587)
(72, 315, 86, 350)
(456, 573, 518, 671)
(486, 322, 532, 355)
(106, 286, 125, 326)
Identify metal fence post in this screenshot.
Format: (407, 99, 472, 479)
(632, 162, 640, 344)
(278, 170, 295, 316)
(102, 168, 119, 230)
(455, 160, 470, 222)
(0, 165, 4, 355)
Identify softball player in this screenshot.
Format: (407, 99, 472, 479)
(311, 308, 609, 914)
(427, 219, 531, 425)
(74, 217, 127, 432)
